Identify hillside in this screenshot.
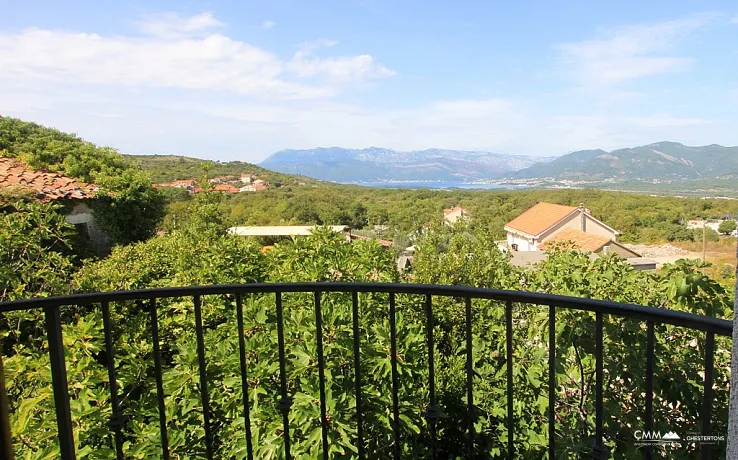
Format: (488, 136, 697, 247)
(260, 147, 555, 182)
(512, 142, 738, 180)
(124, 154, 319, 186)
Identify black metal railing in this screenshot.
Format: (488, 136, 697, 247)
(0, 282, 732, 459)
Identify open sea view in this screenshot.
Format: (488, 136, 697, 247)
(345, 181, 512, 190)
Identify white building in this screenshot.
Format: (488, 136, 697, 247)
(504, 202, 620, 252)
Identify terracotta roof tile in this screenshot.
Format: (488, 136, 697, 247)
(443, 206, 464, 215)
(540, 228, 611, 252)
(213, 184, 240, 193)
(505, 202, 577, 236)
(0, 156, 97, 201)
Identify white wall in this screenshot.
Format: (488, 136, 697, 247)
(507, 232, 535, 251)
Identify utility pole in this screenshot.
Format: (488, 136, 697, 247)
(703, 221, 706, 264)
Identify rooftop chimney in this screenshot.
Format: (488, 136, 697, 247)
(579, 203, 586, 232)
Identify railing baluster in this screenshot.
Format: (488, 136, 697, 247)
(505, 301, 514, 459)
(102, 301, 124, 460)
(351, 292, 365, 459)
(235, 294, 254, 460)
(465, 297, 474, 458)
(44, 306, 75, 460)
(193, 296, 214, 459)
(0, 353, 13, 460)
(548, 304, 556, 460)
(701, 331, 715, 460)
(275, 292, 292, 458)
(314, 292, 329, 460)
(590, 312, 608, 459)
(644, 321, 654, 460)
(423, 294, 438, 460)
(149, 299, 169, 460)
(389, 292, 401, 460)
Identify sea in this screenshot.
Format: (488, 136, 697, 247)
(343, 181, 516, 190)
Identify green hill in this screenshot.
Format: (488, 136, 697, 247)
(124, 154, 319, 186)
(513, 142, 738, 180)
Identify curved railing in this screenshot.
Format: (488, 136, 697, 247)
(0, 283, 732, 459)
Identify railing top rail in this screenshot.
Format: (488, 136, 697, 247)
(0, 282, 732, 336)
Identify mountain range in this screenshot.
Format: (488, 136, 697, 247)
(259, 147, 555, 182)
(259, 142, 738, 182)
(512, 142, 738, 180)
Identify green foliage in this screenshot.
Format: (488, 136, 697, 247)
(718, 220, 736, 235)
(90, 169, 166, 245)
(185, 183, 738, 245)
(4, 223, 732, 459)
(0, 199, 76, 302)
(0, 117, 126, 182)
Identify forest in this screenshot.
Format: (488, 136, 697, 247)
(1, 116, 736, 458)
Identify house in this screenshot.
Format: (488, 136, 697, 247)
(228, 225, 350, 238)
(253, 183, 266, 191)
(539, 228, 640, 258)
(159, 179, 198, 192)
(443, 206, 468, 224)
(349, 233, 393, 247)
(505, 202, 620, 252)
(0, 156, 110, 254)
(239, 185, 256, 192)
(212, 184, 239, 193)
(209, 175, 236, 184)
(240, 174, 254, 183)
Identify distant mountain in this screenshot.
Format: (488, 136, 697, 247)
(512, 142, 738, 180)
(259, 147, 555, 182)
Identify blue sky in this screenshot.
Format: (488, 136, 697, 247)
(1, 1, 737, 162)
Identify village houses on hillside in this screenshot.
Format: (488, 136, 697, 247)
(157, 175, 269, 193)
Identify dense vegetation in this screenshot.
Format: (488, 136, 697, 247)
(159, 180, 738, 247)
(1, 117, 736, 458)
(1, 203, 733, 459)
(0, 117, 165, 245)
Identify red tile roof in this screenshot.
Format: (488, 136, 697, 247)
(213, 184, 240, 193)
(443, 206, 465, 215)
(505, 202, 578, 236)
(540, 228, 611, 252)
(0, 156, 97, 201)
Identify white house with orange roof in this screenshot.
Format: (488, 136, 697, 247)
(443, 206, 468, 225)
(504, 202, 623, 252)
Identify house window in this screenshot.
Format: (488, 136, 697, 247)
(603, 245, 611, 254)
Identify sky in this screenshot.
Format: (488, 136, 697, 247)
(1, 1, 737, 162)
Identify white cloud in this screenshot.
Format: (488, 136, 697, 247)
(0, 13, 393, 100)
(135, 12, 224, 39)
(556, 16, 713, 86)
(261, 20, 276, 30)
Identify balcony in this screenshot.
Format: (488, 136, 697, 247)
(0, 283, 731, 459)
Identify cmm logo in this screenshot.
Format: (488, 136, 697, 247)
(634, 431, 681, 445)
